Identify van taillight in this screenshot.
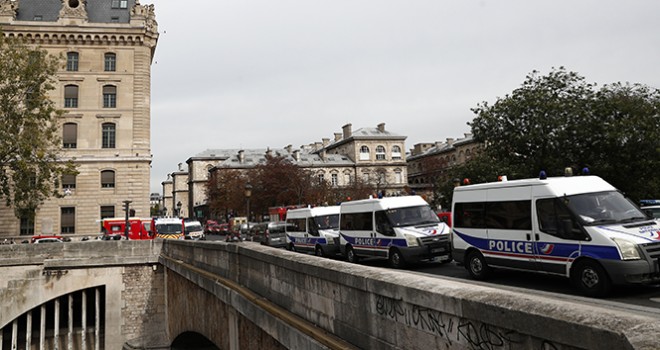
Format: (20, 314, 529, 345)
(265, 229, 270, 238)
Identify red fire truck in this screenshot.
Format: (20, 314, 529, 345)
(101, 217, 155, 240)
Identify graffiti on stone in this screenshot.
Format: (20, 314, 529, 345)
(374, 294, 560, 350)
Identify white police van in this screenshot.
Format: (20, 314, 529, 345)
(451, 175, 660, 297)
(285, 206, 340, 257)
(339, 196, 451, 268)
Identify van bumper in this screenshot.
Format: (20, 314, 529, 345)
(599, 259, 660, 285)
(400, 243, 452, 263)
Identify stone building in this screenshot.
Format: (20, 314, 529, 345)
(0, 0, 158, 237)
(166, 123, 408, 221)
(406, 133, 481, 207)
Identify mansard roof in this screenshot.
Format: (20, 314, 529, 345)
(14, 0, 138, 24)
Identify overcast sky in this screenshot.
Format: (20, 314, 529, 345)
(147, 0, 660, 193)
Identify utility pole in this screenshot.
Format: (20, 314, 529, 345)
(123, 200, 132, 239)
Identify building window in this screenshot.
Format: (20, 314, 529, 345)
(331, 173, 338, 187)
(19, 209, 35, 236)
(62, 174, 76, 190)
(111, 0, 128, 9)
(64, 85, 78, 108)
(104, 53, 116, 72)
(103, 85, 117, 108)
(66, 52, 78, 71)
(62, 123, 77, 148)
(317, 173, 325, 183)
(376, 145, 386, 160)
(102, 123, 116, 148)
(101, 205, 115, 219)
(61, 207, 75, 234)
(392, 146, 402, 160)
(395, 170, 403, 184)
(344, 172, 351, 185)
(359, 146, 370, 161)
(101, 170, 115, 188)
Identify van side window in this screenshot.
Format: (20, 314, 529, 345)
(486, 200, 532, 230)
(286, 218, 306, 232)
(375, 210, 395, 236)
(308, 218, 319, 236)
(340, 212, 373, 231)
(454, 202, 486, 228)
(537, 198, 587, 240)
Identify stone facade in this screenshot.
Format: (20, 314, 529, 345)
(174, 123, 407, 221)
(407, 133, 481, 205)
(0, 0, 158, 238)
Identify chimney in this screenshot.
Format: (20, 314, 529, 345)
(446, 138, 455, 146)
(314, 142, 322, 151)
(322, 138, 330, 147)
(334, 133, 342, 141)
(285, 144, 292, 153)
(377, 123, 385, 132)
(265, 148, 272, 158)
(464, 132, 473, 139)
(342, 123, 352, 139)
(238, 150, 245, 163)
(178, 163, 183, 171)
(293, 149, 300, 161)
(435, 141, 444, 149)
(320, 149, 327, 161)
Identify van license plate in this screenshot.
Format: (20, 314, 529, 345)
(271, 238, 280, 242)
(431, 248, 445, 253)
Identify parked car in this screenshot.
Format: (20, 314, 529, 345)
(249, 222, 293, 248)
(204, 221, 229, 235)
(31, 235, 65, 243)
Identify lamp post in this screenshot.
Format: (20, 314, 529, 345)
(122, 200, 132, 239)
(245, 182, 252, 236)
(176, 201, 182, 218)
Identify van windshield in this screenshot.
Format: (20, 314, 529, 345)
(564, 191, 647, 225)
(156, 223, 182, 234)
(386, 205, 440, 227)
(185, 223, 203, 232)
(313, 214, 339, 229)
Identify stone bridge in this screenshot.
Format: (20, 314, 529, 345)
(1, 240, 659, 349)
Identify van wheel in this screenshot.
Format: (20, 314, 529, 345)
(571, 260, 611, 297)
(389, 248, 407, 269)
(466, 250, 491, 280)
(346, 246, 359, 263)
(315, 246, 324, 257)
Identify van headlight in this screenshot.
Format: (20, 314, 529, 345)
(611, 238, 641, 260)
(404, 234, 420, 247)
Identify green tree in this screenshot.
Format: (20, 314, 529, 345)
(0, 35, 76, 217)
(464, 67, 660, 202)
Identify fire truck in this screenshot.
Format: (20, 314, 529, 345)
(152, 217, 185, 240)
(101, 217, 154, 240)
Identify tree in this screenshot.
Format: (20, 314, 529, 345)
(466, 67, 660, 202)
(0, 34, 76, 217)
(205, 168, 247, 221)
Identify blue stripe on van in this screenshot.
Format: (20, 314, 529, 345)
(287, 234, 327, 246)
(453, 230, 622, 261)
(340, 233, 407, 248)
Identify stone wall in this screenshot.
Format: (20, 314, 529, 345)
(163, 241, 660, 350)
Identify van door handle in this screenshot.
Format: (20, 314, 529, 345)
(526, 234, 531, 241)
(535, 234, 540, 241)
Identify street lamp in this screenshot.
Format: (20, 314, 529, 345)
(245, 183, 252, 236)
(176, 201, 182, 218)
(123, 200, 132, 239)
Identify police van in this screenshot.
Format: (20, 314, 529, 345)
(285, 206, 340, 257)
(339, 196, 451, 268)
(451, 175, 660, 297)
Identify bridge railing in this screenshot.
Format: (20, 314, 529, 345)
(161, 240, 660, 350)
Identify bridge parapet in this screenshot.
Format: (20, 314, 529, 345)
(163, 240, 660, 350)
